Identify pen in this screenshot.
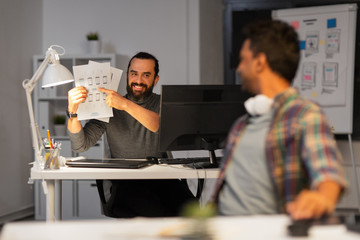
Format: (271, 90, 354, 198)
(47, 129, 53, 149)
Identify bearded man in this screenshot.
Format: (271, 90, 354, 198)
(67, 52, 195, 218)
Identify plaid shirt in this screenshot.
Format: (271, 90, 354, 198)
(213, 88, 347, 212)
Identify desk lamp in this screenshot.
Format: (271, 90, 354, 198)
(22, 45, 74, 168)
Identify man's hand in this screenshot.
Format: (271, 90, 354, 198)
(98, 87, 128, 110)
(67, 86, 88, 133)
(286, 181, 341, 220)
(68, 86, 88, 113)
(286, 190, 333, 220)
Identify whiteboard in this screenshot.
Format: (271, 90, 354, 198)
(272, 4, 357, 134)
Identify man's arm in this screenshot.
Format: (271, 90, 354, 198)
(67, 86, 88, 133)
(286, 105, 346, 220)
(98, 87, 160, 132)
(286, 180, 341, 220)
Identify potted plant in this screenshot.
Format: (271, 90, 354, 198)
(86, 32, 101, 54)
(53, 115, 66, 136)
(180, 201, 216, 239)
(86, 32, 99, 41)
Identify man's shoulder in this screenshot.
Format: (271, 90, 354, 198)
(140, 93, 161, 113)
(149, 93, 161, 104)
(281, 96, 328, 129)
(152, 93, 161, 100)
(275, 91, 325, 126)
(288, 96, 322, 113)
(281, 88, 322, 114)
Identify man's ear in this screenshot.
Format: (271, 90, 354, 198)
(255, 53, 268, 72)
(154, 75, 160, 86)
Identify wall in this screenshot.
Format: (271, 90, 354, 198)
(42, 0, 221, 95)
(0, 0, 42, 221)
(200, 0, 224, 84)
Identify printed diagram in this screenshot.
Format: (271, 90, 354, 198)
(298, 22, 343, 101)
(301, 62, 316, 89)
(322, 62, 338, 88)
(326, 29, 341, 58)
(77, 75, 109, 103)
(301, 61, 339, 92)
(305, 31, 319, 57)
(73, 61, 122, 122)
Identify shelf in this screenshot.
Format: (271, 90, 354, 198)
(39, 96, 68, 101)
(54, 136, 70, 140)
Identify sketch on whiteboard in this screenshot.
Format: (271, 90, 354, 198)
(289, 18, 346, 106)
(301, 62, 317, 90)
(305, 31, 319, 57)
(326, 29, 341, 58)
(322, 62, 338, 88)
(273, 3, 357, 133)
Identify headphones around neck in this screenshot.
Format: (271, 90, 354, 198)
(244, 94, 274, 116)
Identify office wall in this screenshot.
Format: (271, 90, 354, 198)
(0, 0, 42, 221)
(42, 0, 225, 95)
(200, 0, 224, 85)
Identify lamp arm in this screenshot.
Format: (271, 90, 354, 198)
(22, 51, 53, 166)
(24, 89, 42, 165)
(23, 53, 52, 93)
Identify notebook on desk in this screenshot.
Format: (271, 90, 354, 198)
(65, 158, 156, 169)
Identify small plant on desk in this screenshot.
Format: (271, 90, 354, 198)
(180, 200, 216, 239)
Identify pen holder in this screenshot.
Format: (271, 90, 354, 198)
(42, 148, 60, 170)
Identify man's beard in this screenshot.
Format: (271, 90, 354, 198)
(126, 82, 154, 101)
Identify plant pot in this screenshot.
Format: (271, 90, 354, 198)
(54, 124, 66, 136)
(87, 40, 101, 54)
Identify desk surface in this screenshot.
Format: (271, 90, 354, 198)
(30, 164, 220, 180)
(2, 215, 359, 240)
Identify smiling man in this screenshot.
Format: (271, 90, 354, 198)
(212, 20, 346, 220)
(67, 52, 195, 218)
(126, 56, 159, 101)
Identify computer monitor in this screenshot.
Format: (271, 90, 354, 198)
(158, 84, 250, 166)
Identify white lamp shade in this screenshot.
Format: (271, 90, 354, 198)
(42, 63, 74, 88)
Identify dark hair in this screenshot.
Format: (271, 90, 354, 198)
(127, 52, 159, 77)
(243, 20, 300, 84)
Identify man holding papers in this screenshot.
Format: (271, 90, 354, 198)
(67, 52, 195, 218)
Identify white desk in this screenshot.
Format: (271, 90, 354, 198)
(2, 215, 360, 240)
(30, 164, 219, 222)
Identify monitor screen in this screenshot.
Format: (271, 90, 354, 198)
(158, 84, 250, 162)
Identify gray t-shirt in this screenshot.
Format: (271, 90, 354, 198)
(68, 93, 164, 158)
(218, 110, 279, 215)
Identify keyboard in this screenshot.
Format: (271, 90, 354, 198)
(158, 157, 221, 168)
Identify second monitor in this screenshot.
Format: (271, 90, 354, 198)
(158, 84, 250, 166)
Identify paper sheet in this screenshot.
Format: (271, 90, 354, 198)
(73, 61, 122, 122)
(89, 61, 123, 122)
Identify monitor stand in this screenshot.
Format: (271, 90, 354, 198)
(201, 138, 220, 168)
(206, 149, 219, 168)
